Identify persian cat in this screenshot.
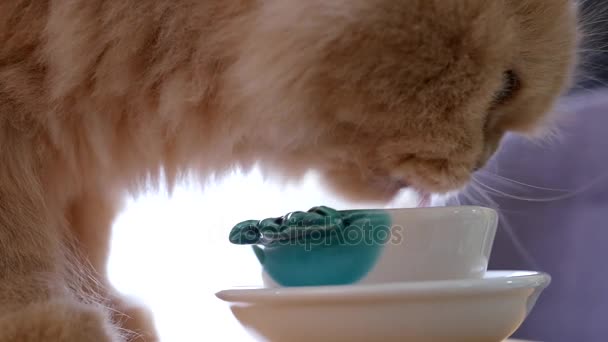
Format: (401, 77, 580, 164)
(0, 0, 578, 340)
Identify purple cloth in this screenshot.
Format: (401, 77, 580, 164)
(454, 91, 608, 342)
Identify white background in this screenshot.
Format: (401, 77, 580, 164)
(107, 168, 418, 341)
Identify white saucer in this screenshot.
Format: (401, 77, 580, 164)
(216, 271, 550, 342)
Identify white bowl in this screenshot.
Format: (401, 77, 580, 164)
(252, 206, 497, 287)
(217, 270, 550, 342)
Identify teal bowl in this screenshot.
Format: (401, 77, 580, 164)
(229, 206, 497, 287)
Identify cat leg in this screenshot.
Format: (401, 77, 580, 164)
(0, 187, 120, 341)
(67, 190, 159, 342)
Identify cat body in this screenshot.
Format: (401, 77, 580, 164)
(0, 0, 578, 340)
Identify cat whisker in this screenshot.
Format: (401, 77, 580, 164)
(472, 173, 608, 203)
(461, 179, 539, 269)
(475, 170, 569, 192)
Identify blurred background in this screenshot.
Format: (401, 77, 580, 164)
(107, 1, 608, 341)
(454, 1, 608, 340)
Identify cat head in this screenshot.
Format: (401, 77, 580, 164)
(227, 0, 579, 202)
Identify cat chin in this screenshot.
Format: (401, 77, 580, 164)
(318, 170, 457, 205)
(320, 179, 402, 205)
(325, 184, 435, 209)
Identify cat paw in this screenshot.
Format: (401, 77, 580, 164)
(0, 299, 122, 342)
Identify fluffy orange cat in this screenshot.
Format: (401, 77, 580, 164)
(0, 0, 579, 341)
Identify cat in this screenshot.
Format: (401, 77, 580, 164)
(0, 0, 579, 341)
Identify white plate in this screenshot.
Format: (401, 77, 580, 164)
(216, 271, 550, 342)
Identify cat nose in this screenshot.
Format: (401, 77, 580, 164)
(472, 159, 486, 172)
(472, 154, 489, 172)
(473, 154, 492, 172)
(474, 144, 498, 172)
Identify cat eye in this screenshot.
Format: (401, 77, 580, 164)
(492, 70, 520, 106)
